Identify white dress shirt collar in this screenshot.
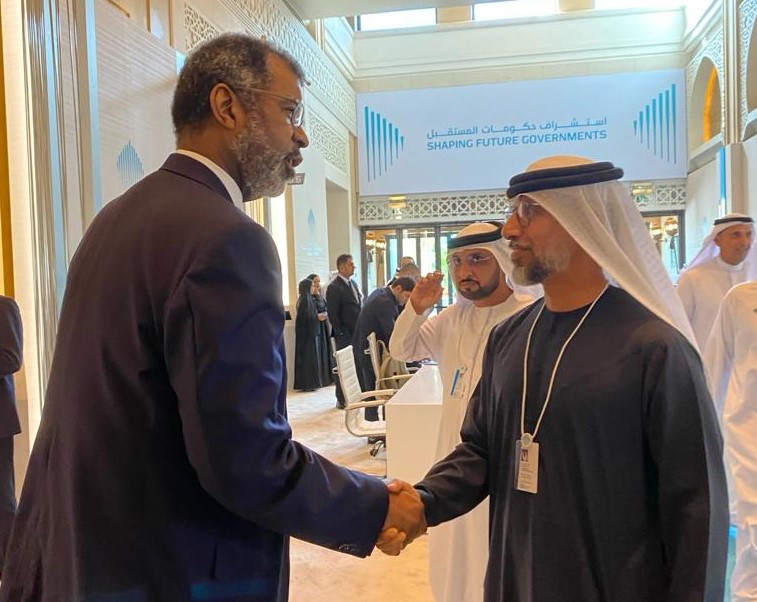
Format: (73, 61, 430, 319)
(175, 149, 244, 211)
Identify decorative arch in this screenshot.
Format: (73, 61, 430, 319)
(688, 58, 722, 150)
(747, 13, 757, 113)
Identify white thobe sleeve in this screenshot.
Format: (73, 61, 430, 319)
(712, 286, 757, 601)
(703, 298, 735, 419)
(676, 271, 696, 323)
(389, 299, 444, 362)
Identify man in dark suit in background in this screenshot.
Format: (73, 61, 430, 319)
(0, 34, 424, 602)
(352, 277, 415, 420)
(326, 254, 362, 409)
(0, 295, 21, 575)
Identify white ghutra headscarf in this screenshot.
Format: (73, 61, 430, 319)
(505, 155, 698, 352)
(447, 221, 543, 304)
(681, 213, 757, 277)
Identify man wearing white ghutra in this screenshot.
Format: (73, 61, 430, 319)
(382, 156, 729, 602)
(390, 221, 540, 602)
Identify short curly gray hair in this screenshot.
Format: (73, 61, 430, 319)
(171, 33, 305, 135)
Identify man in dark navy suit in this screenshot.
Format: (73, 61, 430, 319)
(0, 34, 424, 602)
(0, 295, 21, 575)
(352, 277, 415, 420)
(326, 254, 362, 408)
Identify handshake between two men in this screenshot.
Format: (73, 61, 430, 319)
(376, 479, 428, 556)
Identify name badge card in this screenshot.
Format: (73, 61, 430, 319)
(450, 367, 467, 398)
(515, 440, 539, 494)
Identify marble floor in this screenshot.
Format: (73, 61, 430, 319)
(286, 385, 433, 602)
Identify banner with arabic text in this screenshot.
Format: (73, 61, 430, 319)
(356, 69, 686, 196)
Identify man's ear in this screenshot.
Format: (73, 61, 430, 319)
(208, 83, 243, 132)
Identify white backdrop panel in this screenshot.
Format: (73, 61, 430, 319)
(357, 70, 687, 196)
(96, 0, 177, 206)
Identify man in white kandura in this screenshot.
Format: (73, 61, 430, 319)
(677, 213, 755, 348)
(705, 279, 757, 602)
(389, 221, 541, 602)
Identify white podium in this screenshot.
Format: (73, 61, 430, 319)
(385, 365, 443, 484)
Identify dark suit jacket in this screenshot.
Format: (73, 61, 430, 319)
(0, 154, 387, 602)
(352, 287, 400, 391)
(0, 296, 21, 438)
(325, 277, 362, 348)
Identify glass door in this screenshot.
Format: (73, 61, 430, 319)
(362, 228, 397, 293)
(439, 224, 466, 310)
(361, 223, 471, 302)
(401, 227, 438, 275)
(641, 211, 685, 283)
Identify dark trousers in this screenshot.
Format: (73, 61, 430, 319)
(0, 436, 15, 573)
(357, 355, 381, 422)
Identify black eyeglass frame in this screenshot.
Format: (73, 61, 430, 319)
(504, 199, 542, 227)
(247, 87, 305, 127)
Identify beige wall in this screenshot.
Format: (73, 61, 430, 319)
(353, 8, 685, 91)
(685, 158, 721, 261)
(291, 146, 331, 286)
(743, 133, 757, 216)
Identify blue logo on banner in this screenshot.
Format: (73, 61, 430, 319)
(117, 141, 145, 188)
(364, 106, 404, 181)
(633, 84, 678, 164)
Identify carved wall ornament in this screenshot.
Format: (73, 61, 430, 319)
(739, 0, 757, 136)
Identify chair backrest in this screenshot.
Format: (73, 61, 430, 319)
(366, 332, 382, 381)
(334, 345, 363, 407)
(377, 339, 410, 389)
(334, 345, 385, 437)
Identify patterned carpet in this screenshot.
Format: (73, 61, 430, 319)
(286, 386, 433, 602)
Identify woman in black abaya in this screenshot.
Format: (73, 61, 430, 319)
(307, 273, 335, 386)
(294, 278, 322, 391)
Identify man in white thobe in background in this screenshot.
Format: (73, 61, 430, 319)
(677, 214, 755, 348)
(390, 221, 540, 602)
(705, 279, 757, 602)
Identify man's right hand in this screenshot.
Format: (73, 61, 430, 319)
(409, 272, 444, 314)
(376, 479, 427, 555)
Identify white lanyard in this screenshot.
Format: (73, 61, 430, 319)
(455, 305, 489, 370)
(519, 284, 609, 449)
(451, 304, 503, 397)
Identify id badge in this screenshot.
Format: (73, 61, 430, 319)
(450, 368, 467, 398)
(451, 380, 466, 398)
(515, 440, 539, 494)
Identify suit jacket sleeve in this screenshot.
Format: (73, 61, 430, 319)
(326, 283, 343, 336)
(0, 297, 22, 376)
(163, 222, 388, 556)
(373, 295, 397, 346)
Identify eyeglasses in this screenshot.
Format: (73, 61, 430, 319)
(504, 199, 541, 227)
(447, 252, 494, 268)
(247, 87, 305, 127)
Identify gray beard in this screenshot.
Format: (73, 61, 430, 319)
(512, 262, 550, 285)
(234, 115, 292, 200)
(511, 245, 571, 285)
